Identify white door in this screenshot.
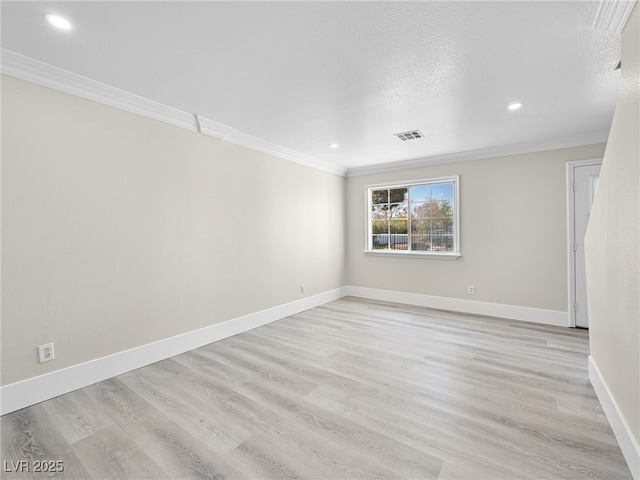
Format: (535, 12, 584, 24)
(573, 163, 601, 328)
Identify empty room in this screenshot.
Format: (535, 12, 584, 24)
(1, 1, 638, 479)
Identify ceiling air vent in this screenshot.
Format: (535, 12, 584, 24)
(395, 130, 423, 141)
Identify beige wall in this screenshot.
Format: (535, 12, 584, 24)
(346, 144, 606, 312)
(1, 75, 346, 385)
(585, 4, 639, 446)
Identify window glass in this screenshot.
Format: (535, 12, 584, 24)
(367, 178, 458, 255)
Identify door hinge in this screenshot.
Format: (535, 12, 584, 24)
(574, 302, 578, 312)
(573, 243, 578, 252)
(573, 182, 576, 192)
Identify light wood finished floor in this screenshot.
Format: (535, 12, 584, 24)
(1, 297, 632, 479)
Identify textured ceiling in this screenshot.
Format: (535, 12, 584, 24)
(1, 1, 622, 172)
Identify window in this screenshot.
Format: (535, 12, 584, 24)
(367, 176, 459, 256)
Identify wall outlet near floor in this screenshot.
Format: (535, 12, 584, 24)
(300, 285, 305, 294)
(38, 343, 55, 363)
(467, 285, 475, 295)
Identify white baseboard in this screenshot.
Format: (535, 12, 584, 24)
(0, 286, 569, 416)
(345, 286, 568, 326)
(0, 287, 347, 416)
(4, 286, 634, 479)
(589, 356, 640, 480)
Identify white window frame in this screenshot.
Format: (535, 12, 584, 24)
(364, 176, 461, 259)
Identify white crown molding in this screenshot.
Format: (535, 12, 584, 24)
(1, 49, 198, 132)
(225, 130, 347, 176)
(345, 130, 609, 177)
(195, 114, 237, 138)
(0, 49, 345, 177)
(592, 0, 637, 35)
(0, 48, 609, 180)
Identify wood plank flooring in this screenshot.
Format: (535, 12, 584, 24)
(1, 297, 632, 479)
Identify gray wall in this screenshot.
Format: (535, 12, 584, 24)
(346, 144, 606, 312)
(585, 4, 639, 447)
(1, 75, 346, 385)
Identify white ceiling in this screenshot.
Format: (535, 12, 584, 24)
(1, 1, 622, 174)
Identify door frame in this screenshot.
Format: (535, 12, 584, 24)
(566, 158, 603, 328)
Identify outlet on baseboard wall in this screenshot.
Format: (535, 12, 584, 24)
(467, 285, 475, 295)
(300, 285, 305, 294)
(38, 343, 55, 363)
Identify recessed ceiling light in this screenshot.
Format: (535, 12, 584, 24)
(507, 102, 523, 111)
(329, 143, 339, 149)
(45, 13, 72, 30)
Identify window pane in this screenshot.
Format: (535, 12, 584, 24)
(411, 235, 430, 250)
(372, 235, 389, 249)
(410, 185, 431, 202)
(436, 200, 454, 217)
(372, 189, 388, 204)
(411, 201, 437, 219)
(390, 188, 408, 203)
(390, 234, 408, 250)
(432, 182, 454, 201)
(390, 219, 407, 234)
(368, 178, 457, 255)
(371, 204, 388, 220)
(431, 217, 453, 235)
(411, 218, 429, 234)
(431, 235, 453, 252)
(372, 220, 388, 234)
(389, 202, 408, 219)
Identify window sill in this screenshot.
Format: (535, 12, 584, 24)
(364, 251, 462, 260)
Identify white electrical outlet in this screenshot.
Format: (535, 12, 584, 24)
(300, 285, 305, 294)
(467, 285, 475, 295)
(38, 343, 55, 363)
